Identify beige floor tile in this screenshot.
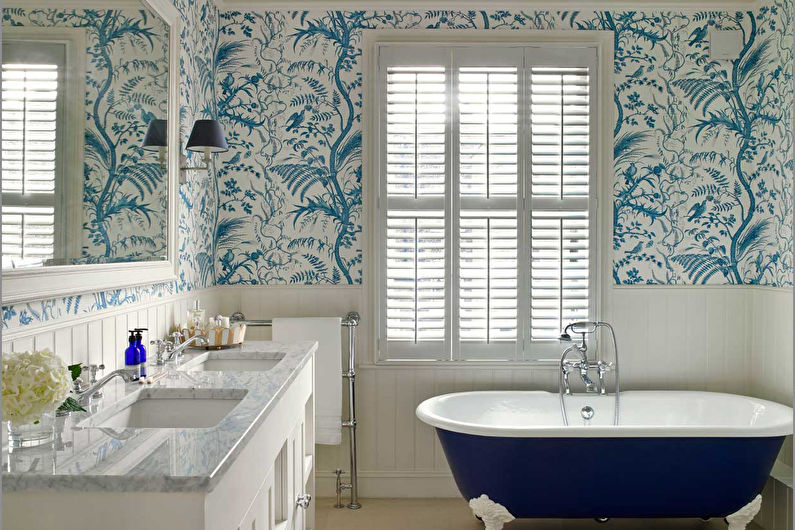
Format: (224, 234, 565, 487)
(316, 498, 759, 530)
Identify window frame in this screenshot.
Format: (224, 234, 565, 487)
(2, 29, 87, 267)
(364, 30, 614, 365)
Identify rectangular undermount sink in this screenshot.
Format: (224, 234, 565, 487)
(178, 351, 284, 373)
(78, 387, 247, 429)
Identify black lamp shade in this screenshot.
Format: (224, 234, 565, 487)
(186, 119, 228, 153)
(141, 119, 167, 151)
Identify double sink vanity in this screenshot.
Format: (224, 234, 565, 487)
(3, 340, 318, 530)
(1, 0, 314, 527)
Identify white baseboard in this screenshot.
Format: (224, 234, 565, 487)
(316, 470, 460, 498)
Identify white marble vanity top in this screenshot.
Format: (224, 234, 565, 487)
(2, 340, 317, 493)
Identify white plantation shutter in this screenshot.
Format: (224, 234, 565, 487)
(530, 211, 590, 340)
(377, 43, 597, 361)
(459, 211, 518, 346)
(2, 64, 58, 195)
(385, 65, 446, 197)
(527, 48, 596, 350)
(529, 66, 591, 198)
(1, 205, 56, 265)
(455, 49, 523, 359)
(457, 65, 519, 197)
(386, 212, 446, 344)
(2, 43, 66, 268)
(381, 47, 451, 359)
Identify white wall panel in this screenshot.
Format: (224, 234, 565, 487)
(215, 284, 774, 498)
(4, 284, 790, 512)
(219, 286, 792, 496)
(749, 288, 793, 405)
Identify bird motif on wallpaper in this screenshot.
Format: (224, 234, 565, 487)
(627, 66, 645, 79)
(626, 242, 644, 254)
(227, 152, 241, 165)
(285, 109, 305, 132)
(688, 25, 708, 46)
(687, 200, 707, 222)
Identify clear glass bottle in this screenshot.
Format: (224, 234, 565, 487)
(187, 300, 205, 329)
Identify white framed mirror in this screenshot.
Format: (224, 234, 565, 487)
(1, 0, 180, 304)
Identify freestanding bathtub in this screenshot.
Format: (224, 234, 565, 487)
(416, 391, 792, 527)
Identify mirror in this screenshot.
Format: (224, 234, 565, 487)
(1, 0, 178, 302)
(2, 2, 170, 269)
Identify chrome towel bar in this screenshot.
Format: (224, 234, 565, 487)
(230, 311, 361, 509)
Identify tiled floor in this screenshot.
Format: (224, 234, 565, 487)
(315, 498, 761, 529)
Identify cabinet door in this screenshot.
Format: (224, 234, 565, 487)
(291, 421, 305, 530)
(238, 469, 274, 530)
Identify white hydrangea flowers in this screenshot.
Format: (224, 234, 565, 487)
(2, 349, 72, 425)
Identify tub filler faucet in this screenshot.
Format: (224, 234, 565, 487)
(559, 321, 620, 426)
(559, 329, 597, 394)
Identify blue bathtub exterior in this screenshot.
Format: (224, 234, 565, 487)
(436, 429, 785, 519)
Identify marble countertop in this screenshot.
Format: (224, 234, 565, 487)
(2, 340, 317, 493)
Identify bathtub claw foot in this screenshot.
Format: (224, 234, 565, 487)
(469, 494, 515, 530)
(725, 494, 762, 530)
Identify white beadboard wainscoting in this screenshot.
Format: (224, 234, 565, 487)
(214, 285, 792, 500)
(750, 288, 794, 406)
(1, 290, 219, 371)
(747, 287, 794, 530)
(3, 284, 791, 528)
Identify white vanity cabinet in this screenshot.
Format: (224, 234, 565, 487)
(3, 350, 316, 530)
(206, 356, 315, 530)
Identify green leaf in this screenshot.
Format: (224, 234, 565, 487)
(68, 364, 82, 381)
(57, 397, 86, 414)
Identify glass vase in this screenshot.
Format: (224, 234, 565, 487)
(7, 411, 55, 449)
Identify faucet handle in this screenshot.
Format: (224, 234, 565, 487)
(151, 339, 174, 348)
(150, 339, 174, 365)
(87, 364, 105, 398)
(170, 331, 184, 344)
(88, 364, 105, 385)
(72, 377, 86, 393)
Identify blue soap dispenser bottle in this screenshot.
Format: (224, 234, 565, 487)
(134, 328, 148, 378)
(124, 330, 140, 379)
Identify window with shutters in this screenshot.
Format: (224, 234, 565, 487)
(2, 34, 84, 269)
(375, 43, 599, 361)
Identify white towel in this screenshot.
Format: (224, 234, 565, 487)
(273, 317, 342, 445)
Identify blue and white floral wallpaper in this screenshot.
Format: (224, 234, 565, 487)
(213, 3, 792, 286)
(3, 7, 171, 264)
(3, 0, 792, 331)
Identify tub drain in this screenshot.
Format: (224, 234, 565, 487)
(581, 406, 594, 420)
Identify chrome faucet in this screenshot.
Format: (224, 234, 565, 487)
(558, 321, 621, 427)
(150, 331, 208, 365)
(75, 369, 139, 407)
(560, 324, 597, 394)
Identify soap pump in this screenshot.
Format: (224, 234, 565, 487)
(124, 330, 141, 380)
(134, 328, 148, 377)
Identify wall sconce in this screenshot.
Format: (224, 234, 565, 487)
(180, 119, 229, 177)
(141, 119, 167, 169)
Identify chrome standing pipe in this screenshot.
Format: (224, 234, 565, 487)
(342, 311, 360, 509)
(231, 310, 362, 509)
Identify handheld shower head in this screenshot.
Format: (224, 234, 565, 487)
(564, 321, 599, 335)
